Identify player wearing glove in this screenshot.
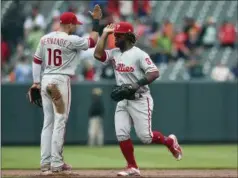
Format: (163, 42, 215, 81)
(27, 83, 42, 107)
(94, 22, 183, 176)
(28, 4, 102, 174)
(111, 84, 139, 101)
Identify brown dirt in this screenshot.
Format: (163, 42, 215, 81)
(1, 169, 237, 178)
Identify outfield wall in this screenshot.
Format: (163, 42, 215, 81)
(2, 81, 237, 145)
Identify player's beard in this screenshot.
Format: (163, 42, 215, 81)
(115, 40, 126, 50)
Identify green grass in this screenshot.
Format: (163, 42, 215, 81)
(2, 145, 237, 169)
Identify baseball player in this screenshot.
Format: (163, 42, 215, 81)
(94, 22, 183, 176)
(28, 5, 102, 174)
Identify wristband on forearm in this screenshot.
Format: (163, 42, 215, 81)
(92, 19, 100, 32)
(136, 77, 150, 86)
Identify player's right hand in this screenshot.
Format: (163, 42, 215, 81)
(89, 4, 102, 20)
(103, 24, 115, 34)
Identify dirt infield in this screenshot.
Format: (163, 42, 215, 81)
(1, 169, 237, 178)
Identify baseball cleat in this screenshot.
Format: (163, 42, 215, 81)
(41, 170, 52, 175)
(51, 163, 72, 173)
(117, 166, 141, 176)
(41, 164, 52, 175)
(41, 164, 50, 172)
(167, 134, 183, 160)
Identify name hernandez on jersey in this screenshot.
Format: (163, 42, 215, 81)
(104, 46, 158, 93)
(40, 37, 73, 49)
(33, 31, 93, 76)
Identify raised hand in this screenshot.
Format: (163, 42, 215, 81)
(103, 24, 115, 34)
(89, 4, 102, 20)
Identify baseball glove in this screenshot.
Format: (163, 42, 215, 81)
(27, 87, 42, 107)
(111, 84, 138, 102)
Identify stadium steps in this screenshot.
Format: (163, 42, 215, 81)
(190, 1, 205, 20)
(197, 1, 214, 24)
(212, 1, 226, 22)
(220, 48, 233, 65)
(204, 48, 227, 76)
(200, 48, 213, 64)
(186, 1, 200, 18)
(201, 48, 213, 75)
(157, 63, 168, 80)
(163, 2, 179, 21)
(158, 62, 175, 80)
(220, 1, 232, 21)
(169, 1, 186, 24)
(154, 1, 171, 23)
(228, 50, 238, 67)
(202, 47, 219, 75)
(168, 59, 185, 81)
(175, 1, 194, 28)
(227, 1, 238, 22)
(158, 59, 185, 81)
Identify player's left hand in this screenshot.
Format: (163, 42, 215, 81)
(103, 24, 115, 34)
(111, 84, 139, 102)
(27, 83, 42, 108)
(89, 4, 102, 20)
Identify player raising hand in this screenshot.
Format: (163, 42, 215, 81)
(94, 22, 183, 176)
(28, 4, 102, 174)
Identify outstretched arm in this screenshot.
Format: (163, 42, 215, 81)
(94, 24, 114, 62)
(88, 4, 102, 48)
(69, 5, 102, 50)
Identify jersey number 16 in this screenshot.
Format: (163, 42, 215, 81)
(47, 49, 62, 66)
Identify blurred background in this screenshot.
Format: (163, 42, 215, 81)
(1, 0, 237, 171)
(1, 0, 238, 83)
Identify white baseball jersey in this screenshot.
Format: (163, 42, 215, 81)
(34, 31, 91, 76)
(104, 46, 158, 93)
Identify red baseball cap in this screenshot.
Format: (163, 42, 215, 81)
(60, 12, 83, 25)
(114, 21, 134, 34)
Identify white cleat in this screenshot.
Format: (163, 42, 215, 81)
(168, 134, 183, 161)
(117, 167, 141, 176)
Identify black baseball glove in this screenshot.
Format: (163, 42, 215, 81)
(111, 84, 139, 102)
(27, 87, 42, 107)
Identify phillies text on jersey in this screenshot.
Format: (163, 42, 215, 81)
(104, 46, 159, 93)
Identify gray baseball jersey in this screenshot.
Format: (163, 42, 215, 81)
(104, 46, 158, 93)
(104, 46, 159, 144)
(34, 31, 90, 76)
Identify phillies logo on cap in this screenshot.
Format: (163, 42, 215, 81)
(116, 24, 120, 29)
(114, 21, 134, 33)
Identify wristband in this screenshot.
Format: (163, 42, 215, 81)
(92, 19, 100, 32)
(136, 77, 149, 86)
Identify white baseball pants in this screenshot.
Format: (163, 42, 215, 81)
(40, 74, 71, 168)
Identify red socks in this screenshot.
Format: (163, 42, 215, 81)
(119, 139, 138, 168)
(119, 132, 173, 168)
(152, 131, 173, 147)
